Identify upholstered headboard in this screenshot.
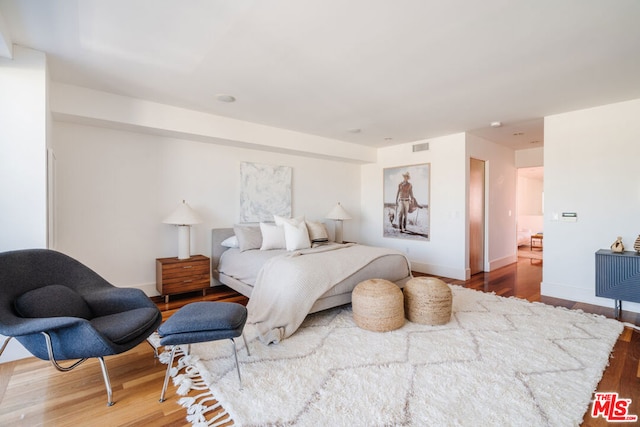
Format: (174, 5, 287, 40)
(211, 228, 235, 280)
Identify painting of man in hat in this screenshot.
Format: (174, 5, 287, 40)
(383, 163, 430, 240)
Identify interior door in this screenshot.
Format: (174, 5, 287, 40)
(469, 158, 485, 275)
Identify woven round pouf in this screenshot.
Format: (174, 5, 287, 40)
(352, 279, 404, 332)
(404, 277, 452, 325)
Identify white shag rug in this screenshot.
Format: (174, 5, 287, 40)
(163, 285, 623, 426)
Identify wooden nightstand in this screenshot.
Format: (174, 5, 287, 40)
(156, 255, 210, 303)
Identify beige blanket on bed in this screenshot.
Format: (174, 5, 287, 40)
(247, 243, 409, 344)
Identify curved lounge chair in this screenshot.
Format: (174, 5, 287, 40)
(0, 249, 162, 406)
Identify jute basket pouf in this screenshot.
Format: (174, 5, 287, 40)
(352, 279, 404, 332)
(404, 277, 452, 325)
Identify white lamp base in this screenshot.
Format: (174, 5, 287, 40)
(334, 220, 344, 244)
(177, 225, 191, 259)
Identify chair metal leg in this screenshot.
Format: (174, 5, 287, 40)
(0, 335, 12, 357)
(41, 332, 87, 372)
(231, 338, 242, 389)
(97, 357, 114, 406)
(242, 333, 251, 357)
(41, 332, 113, 406)
(159, 346, 177, 402)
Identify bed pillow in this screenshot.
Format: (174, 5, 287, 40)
(283, 221, 311, 251)
(14, 285, 93, 319)
(259, 222, 286, 250)
(233, 225, 263, 252)
(221, 235, 239, 248)
(306, 220, 329, 244)
(274, 215, 305, 227)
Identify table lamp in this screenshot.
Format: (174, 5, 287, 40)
(326, 202, 351, 243)
(163, 200, 202, 259)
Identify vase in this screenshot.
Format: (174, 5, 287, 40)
(635, 235, 640, 253)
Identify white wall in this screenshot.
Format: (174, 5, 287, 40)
(542, 98, 640, 313)
(466, 134, 517, 271)
(360, 132, 516, 280)
(515, 147, 543, 168)
(53, 121, 361, 294)
(0, 46, 48, 251)
(0, 46, 49, 362)
(361, 134, 468, 279)
(517, 174, 544, 234)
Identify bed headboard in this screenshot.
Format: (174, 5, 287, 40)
(211, 228, 235, 279)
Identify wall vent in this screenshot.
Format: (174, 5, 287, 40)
(412, 142, 429, 152)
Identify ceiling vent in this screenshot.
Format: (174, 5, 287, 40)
(412, 142, 430, 152)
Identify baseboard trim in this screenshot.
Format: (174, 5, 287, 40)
(489, 254, 517, 271)
(410, 261, 467, 281)
(541, 280, 640, 314)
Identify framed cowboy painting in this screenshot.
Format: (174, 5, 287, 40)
(383, 163, 430, 241)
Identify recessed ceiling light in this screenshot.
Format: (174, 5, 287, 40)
(215, 94, 236, 103)
(513, 132, 524, 136)
(530, 140, 540, 144)
(490, 121, 502, 128)
(384, 137, 393, 142)
(348, 128, 362, 134)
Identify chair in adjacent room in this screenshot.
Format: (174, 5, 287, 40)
(0, 249, 162, 406)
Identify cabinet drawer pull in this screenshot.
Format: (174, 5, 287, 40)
(183, 265, 193, 269)
(183, 279, 193, 283)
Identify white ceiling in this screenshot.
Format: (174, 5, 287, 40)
(1, 0, 639, 150)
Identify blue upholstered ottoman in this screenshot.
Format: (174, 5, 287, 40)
(158, 301, 250, 402)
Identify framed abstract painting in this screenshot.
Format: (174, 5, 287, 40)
(240, 162, 292, 222)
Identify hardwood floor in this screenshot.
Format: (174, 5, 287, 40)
(0, 257, 637, 426)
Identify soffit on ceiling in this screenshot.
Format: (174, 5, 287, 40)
(1, 0, 639, 149)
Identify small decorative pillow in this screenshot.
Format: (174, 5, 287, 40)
(233, 225, 263, 252)
(221, 235, 239, 248)
(259, 222, 286, 250)
(274, 215, 305, 227)
(14, 285, 93, 319)
(283, 221, 311, 251)
(306, 220, 329, 244)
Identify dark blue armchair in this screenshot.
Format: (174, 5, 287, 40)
(0, 249, 162, 406)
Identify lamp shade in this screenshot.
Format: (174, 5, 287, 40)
(326, 203, 352, 221)
(163, 200, 202, 225)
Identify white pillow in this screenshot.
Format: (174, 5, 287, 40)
(221, 235, 239, 248)
(259, 222, 286, 250)
(233, 225, 262, 252)
(274, 215, 305, 226)
(283, 221, 311, 251)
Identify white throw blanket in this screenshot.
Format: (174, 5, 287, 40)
(247, 244, 409, 344)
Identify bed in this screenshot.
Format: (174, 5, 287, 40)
(517, 228, 532, 247)
(211, 227, 411, 343)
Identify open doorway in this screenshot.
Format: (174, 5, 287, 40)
(516, 166, 543, 260)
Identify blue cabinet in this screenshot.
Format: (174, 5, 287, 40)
(595, 249, 640, 317)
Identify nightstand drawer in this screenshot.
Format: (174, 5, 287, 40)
(162, 278, 210, 295)
(156, 255, 210, 303)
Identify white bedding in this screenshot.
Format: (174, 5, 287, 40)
(517, 229, 532, 246)
(244, 243, 410, 344)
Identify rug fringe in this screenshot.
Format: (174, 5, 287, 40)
(160, 347, 232, 426)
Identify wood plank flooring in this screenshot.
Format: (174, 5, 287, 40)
(0, 257, 638, 426)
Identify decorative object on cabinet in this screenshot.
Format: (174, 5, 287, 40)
(163, 200, 202, 260)
(595, 249, 640, 318)
(610, 236, 625, 253)
(156, 255, 210, 303)
(634, 235, 640, 253)
(326, 202, 351, 243)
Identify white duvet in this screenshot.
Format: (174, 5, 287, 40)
(247, 243, 409, 344)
